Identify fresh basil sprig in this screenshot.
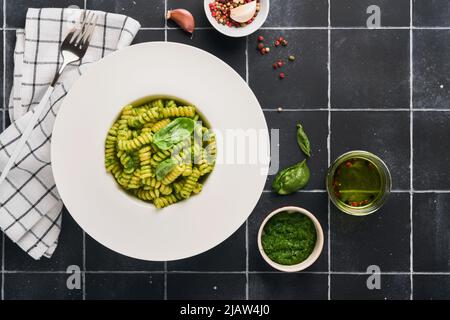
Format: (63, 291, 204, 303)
(296, 124, 311, 157)
(155, 158, 177, 181)
(272, 122, 312, 195)
(153, 117, 195, 150)
(272, 160, 310, 195)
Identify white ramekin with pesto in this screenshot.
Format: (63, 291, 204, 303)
(257, 206, 324, 272)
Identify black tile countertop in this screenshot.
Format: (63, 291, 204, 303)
(1, 0, 450, 300)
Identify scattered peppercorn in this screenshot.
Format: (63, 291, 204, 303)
(256, 35, 298, 80)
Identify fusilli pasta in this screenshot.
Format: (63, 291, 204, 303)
(105, 97, 216, 209)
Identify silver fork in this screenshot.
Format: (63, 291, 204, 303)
(0, 11, 98, 185)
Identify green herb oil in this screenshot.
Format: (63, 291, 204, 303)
(333, 158, 382, 207)
(261, 212, 317, 265)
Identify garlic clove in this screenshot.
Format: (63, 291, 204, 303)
(166, 9, 195, 34)
(230, 1, 257, 23)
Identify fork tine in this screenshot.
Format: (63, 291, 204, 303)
(81, 15, 98, 46)
(78, 12, 96, 46)
(69, 11, 86, 43)
(71, 11, 94, 45)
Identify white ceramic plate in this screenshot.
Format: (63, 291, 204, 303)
(52, 42, 269, 261)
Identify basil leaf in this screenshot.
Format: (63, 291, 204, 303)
(153, 118, 195, 150)
(272, 160, 310, 195)
(155, 158, 177, 181)
(296, 124, 311, 157)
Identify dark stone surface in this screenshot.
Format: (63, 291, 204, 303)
(331, 274, 411, 300)
(331, 0, 410, 27)
(264, 0, 328, 27)
(85, 273, 164, 299)
(6, 0, 85, 28)
(85, 233, 164, 272)
(331, 30, 410, 109)
(413, 193, 450, 272)
(413, 275, 450, 299)
(87, 0, 165, 28)
(413, 112, 450, 190)
(168, 29, 246, 79)
(330, 193, 410, 272)
(249, 29, 328, 109)
(4, 272, 82, 299)
(413, 0, 450, 27)
(331, 111, 411, 190)
(167, 273, 246, 300)
(167, 225, 246, 272)
(413, 30, 450, 109)
(249, 273, 328, 300)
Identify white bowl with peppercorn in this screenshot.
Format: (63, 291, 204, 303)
(204, 0, 269, 37)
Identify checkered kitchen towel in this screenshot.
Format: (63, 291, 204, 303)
(0, 8, 140, 260)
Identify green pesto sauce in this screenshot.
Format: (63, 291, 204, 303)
(333, 158, 381, 207)
(261, 212, 317, 266)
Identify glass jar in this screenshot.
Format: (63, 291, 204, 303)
(326, 150, 392, 216)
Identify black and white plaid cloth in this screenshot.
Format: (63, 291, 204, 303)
(0, 8, 140, 260)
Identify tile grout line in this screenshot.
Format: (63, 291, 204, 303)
(164, 0, 168, 42)
(409, 0, 414, 301)
(2, 0, 6, 302)
(164, 261, 167, 300)
(245, 34, 249, 301)
(2, 270, 447, 275)
(83, 0, 88, 302)
(82, 232, 86, 300)
(261, 26, 450, 30)
(327, 0, 331, 301)
(262, 189, 449, 193)
(2, 107, 449, 112)
(0, 26, 449, 31)
(142, 26, 450, 31)
(163, 0, 168, 301)
(262, 108, 450, 112)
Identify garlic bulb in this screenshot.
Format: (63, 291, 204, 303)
(166, 9, 195, 34)
(230, 1, 257, 23)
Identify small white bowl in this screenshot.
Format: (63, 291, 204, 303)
(204, 0, 270, 38)
(257, 206, 324, 272)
